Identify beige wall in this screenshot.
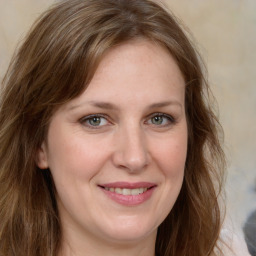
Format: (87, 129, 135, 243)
(0, 0, 53, 74)
(0, 0, 255, 235)
(167, 0, 256, 232)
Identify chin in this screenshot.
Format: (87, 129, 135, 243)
(98, 217, 158, 243)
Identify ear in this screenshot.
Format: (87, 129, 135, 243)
(36, 142, 49, 169)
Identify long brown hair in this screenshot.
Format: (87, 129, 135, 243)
(0, 0, 225, 255)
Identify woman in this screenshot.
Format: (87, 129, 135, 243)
(0, 0, 226, 255)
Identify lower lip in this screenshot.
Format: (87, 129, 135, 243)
(100, 187, 156, 206)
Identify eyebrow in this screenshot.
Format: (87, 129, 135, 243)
(68, 100, 182, 111)
(147, 101, 182, 109)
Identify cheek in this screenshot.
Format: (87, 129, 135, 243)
(46, 131, 110, 183)
(159, 146, 186, 185)
(46, 135, 105, 213)
(150, 133, 187, 222)
(152, 133, 187, 179)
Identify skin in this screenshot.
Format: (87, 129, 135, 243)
(37, 39, 187, 256)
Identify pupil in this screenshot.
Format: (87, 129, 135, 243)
(90, 117, 101, 126)
(152, 116, 163, 125)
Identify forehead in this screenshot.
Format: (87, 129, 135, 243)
(94, 39, 184, 84)
(66, 39, 185, 111)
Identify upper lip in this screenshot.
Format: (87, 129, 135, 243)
(99, 182, 156, 189)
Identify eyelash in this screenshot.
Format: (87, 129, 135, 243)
(80, 114, 110, 129)
(146, 113, 176, 127)
(80, 113, 176, 129)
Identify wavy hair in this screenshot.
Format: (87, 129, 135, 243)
(0, 0, 225, 255)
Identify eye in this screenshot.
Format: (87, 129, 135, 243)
(146, 113, 175, 126)
(80, 114, 109, 128)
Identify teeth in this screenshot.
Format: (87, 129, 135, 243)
(104, 187, 148, 195)
(123, 188, 130, 195)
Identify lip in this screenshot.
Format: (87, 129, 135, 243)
(98, 182, 157, 206)
(99, 181, 156, 189)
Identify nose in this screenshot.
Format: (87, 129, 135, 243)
(112, 124, 150, 173)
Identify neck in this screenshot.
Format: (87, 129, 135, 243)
(58, 228, 157, 256)
(59, 238, 156, 256)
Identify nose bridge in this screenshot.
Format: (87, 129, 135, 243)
(113, 120, 149, 172)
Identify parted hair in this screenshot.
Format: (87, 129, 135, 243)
(0, 0, 225, 255)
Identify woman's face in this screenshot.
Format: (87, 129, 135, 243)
(37, 40, 187, 248)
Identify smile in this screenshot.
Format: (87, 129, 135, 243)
(99, 182, 156, 206)
(103, 187, 148, 195)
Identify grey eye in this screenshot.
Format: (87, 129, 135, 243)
(88, 116, 102, 126)
(147, 113, 174, 127)
(82, 115, 108, 127)
(151, 116, 164, 125)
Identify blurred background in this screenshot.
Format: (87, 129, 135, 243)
(0, 0, 255, 253)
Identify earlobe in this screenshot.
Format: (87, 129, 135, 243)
(36, 142, 49, 169)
